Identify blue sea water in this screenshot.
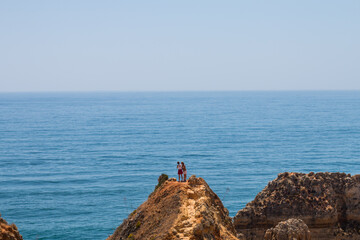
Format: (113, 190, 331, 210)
(0, 91, 360, 240)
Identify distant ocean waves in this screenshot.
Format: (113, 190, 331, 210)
(0, 91, 359, 240)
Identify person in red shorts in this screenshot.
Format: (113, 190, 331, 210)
(177, 161, 183, 182)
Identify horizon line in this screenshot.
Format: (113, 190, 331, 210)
(0, 89, 359, 94)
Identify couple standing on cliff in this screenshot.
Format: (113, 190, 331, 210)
(177, 162, 187, 182)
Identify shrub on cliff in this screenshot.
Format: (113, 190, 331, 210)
(155, 174, 168, 191)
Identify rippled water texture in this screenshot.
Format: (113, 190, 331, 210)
(1, 91, 360, 240)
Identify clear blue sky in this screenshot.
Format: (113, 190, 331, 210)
(1, 1, 359, 92)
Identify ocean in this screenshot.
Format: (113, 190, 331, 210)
(0, 91, 359, 240)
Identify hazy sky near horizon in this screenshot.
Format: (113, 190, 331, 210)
(1, 1, 359, 92)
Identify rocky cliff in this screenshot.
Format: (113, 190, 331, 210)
(0, 214, 23, 240)
(107, 175, 238, 240)
(108, 172, 360, 240)
(234, 172, 360, 240)
(3, 172, 360, 240)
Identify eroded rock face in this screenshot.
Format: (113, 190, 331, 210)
(0, 214, 23, 240)
(234, 172, 360, 240)
(264, 218, 311, 240)
(107, 175, 238, 240)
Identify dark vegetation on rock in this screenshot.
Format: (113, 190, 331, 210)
(154, 174, 168, 191)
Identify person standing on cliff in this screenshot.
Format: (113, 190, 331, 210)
(181, 162, 187, 182)
(177, 162, 183, 182)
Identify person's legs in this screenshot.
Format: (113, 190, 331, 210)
(184, 172, 187, 182)
(178, 173, 181, 182)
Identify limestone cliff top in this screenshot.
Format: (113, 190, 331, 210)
(107, 176, 238, 240)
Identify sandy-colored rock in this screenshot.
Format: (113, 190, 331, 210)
(264, 218, 311, 240)
(234, 172, 360, 240)
(107, 175, 238, 240)
(0, 214, 23, 240)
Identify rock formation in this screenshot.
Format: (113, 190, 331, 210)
(264, 218, 311, 240)
(107, 172, 360, 240)
(0, 214, 23, 240)
(107, 175, 238, 240)
(234, 172, 360, 240)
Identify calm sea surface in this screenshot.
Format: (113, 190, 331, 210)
(1, 91, 360, 240)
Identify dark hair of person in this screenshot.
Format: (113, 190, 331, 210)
(177, 162, 179, 164)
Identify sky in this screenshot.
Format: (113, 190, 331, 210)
(0, 1, 359, 92)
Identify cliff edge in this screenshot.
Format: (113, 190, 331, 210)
(107, 175, 238, 240)
(234, 172, 360, 239)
